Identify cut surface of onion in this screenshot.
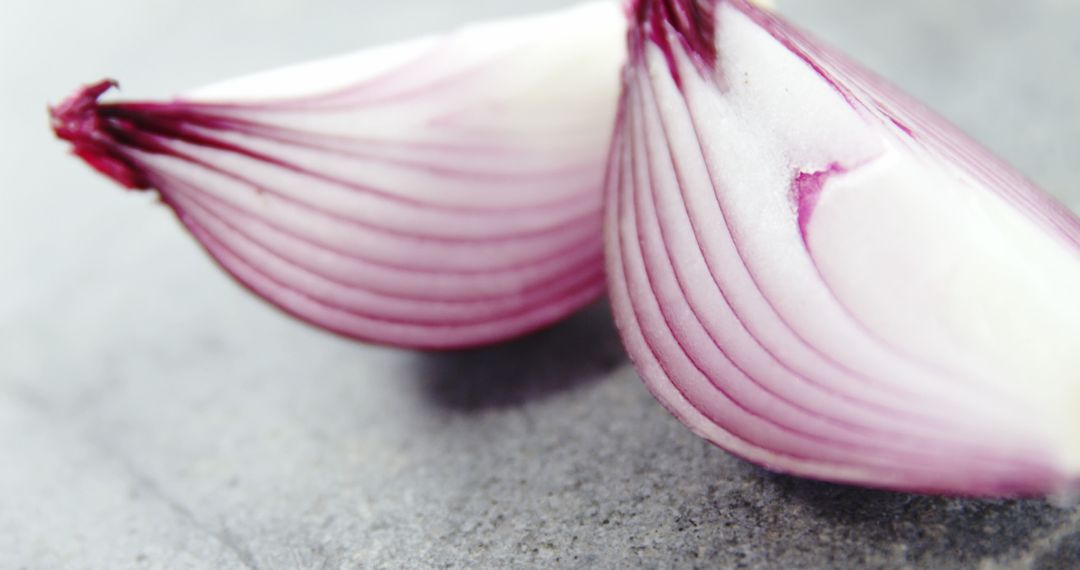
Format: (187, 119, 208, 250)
(50, 1, 625, 349)
(610, 0, 1080, 495)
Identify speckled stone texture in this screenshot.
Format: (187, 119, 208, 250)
(3, 1, 1080, 568)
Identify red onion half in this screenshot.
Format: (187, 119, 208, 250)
(51, 2, 625, 349)
(609, 0, 1080, 495)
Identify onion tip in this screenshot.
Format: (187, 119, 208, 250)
(631, 0, 718, 84)
(50, 79, 151, 190)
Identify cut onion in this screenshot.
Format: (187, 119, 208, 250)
(51, 1, 625, 349)
(609, 0, 1080, 495)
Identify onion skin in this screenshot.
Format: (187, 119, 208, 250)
(610, 0, 1080, 496)
(50, 2, 625, 350)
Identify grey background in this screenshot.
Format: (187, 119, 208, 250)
(3, 0, 1080, 568)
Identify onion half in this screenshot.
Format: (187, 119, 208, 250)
(51, 1, 625, 349)
(609, 0, 1080, 495)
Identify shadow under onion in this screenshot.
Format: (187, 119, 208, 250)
(756, 471, 1072, 564)
(414, 299, 628, 412)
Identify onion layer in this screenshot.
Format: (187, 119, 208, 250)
(51, 1, 625, 349)
(609, 0, 1080, 495)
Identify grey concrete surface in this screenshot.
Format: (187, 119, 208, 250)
(3, 1, 1080, 568)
